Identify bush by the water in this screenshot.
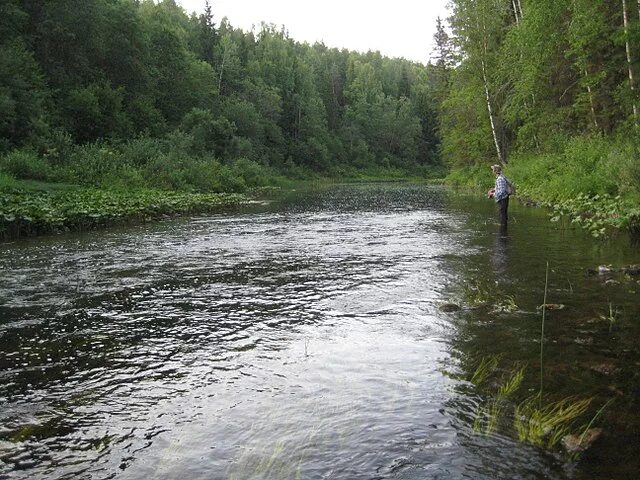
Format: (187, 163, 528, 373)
(0, 136, 291, 194)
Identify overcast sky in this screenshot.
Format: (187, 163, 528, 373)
(176, 0, 450, 64)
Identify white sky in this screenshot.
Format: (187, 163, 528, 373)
(176, 0, 450, 64)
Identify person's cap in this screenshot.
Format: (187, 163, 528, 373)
(491, 164, 502, 173)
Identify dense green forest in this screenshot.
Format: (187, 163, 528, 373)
(441, 0, 640, 233)
(0, 0, 442, 193)
(2, 0, 640, 237)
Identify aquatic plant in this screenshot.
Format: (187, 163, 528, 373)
(461, 281, 492, 306)
(469, 355, 500, 386)
(599, 302, 621, 332)
(497, 366, 525, 398)
(473, 365, 524, 435)
(491, 294, 518, 313)
(473, 398, 503, 435)
(549, 193, 632, 238)
(514, 396, 592, 448)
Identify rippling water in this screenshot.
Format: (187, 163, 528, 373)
(1, 184, 639, 479)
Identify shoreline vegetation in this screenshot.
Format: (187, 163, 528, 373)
(0, 161, 440, 242)
(445, 136, 640, 238)
(438, 1, 640, 239)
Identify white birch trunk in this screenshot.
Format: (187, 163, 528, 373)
(478, 14, 504, 165)
(623, 0, 639, 124)
(482, 57, 504, 164)
(585, 69, 599, 129)
(512, 0, 520, 24)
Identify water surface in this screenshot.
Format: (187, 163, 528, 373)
(1, 184, 639, 479)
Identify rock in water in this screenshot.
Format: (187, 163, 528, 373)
(439, 303, 461, 312)
(537, 303, 565, 311)
(561, 428, 603, 453)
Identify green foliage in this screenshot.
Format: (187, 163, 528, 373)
(442, 0, 640, 233)
(180, 108, 236, 157)
(65, 81, 132, 143)
(503, 135, 640, 235)
(0, 39, 49, 151)
(0, 0, 444, 189)
(0, 150, 51, 181)
(0, 186, 246, 240)
(470, 355, 500, 386)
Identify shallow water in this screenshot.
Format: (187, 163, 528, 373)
(0, 184, 639, 479)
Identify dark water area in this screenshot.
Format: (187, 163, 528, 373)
(0, 183, 639, 479)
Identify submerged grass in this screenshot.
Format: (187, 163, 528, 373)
(472, 365, 525, 435)
(514, 396, 592, 449)
(470, 355, 500, 386)
(497, 366, 525, 398)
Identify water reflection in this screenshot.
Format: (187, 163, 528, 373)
(490, 225, 509, 278)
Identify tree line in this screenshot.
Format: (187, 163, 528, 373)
(439, 0, 640, 171)
(0, 0, 443, 191)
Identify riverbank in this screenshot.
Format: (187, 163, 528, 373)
(446, 138, 640, 237)
(0, 181, 248, 241)
(0, 148, 445, 241)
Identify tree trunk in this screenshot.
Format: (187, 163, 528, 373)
(478, 14, 504, 165)
(516, 0, 524, 19)
(512, 0, 520, 24)
(482, 57, 504, 164)
(585, 68, 600, 130)
(622, 0, 639, 124)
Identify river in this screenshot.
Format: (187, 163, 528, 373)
(1, 183, 639, 479)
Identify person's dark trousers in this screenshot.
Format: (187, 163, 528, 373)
(498, 197, 509, 225)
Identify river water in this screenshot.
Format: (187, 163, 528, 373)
(0, 184, 639, 480)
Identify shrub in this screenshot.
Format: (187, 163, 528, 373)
(0, 150, 51, 181)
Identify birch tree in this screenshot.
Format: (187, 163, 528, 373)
(622, 0, 638, 124)
(449, 0, 512, 164)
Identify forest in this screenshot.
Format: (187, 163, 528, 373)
(0, 0, 441, 191)
(1, 0, 640, 236)
(441, 0, 640, 234)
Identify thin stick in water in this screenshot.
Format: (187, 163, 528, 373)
(540, 261, 549, 403)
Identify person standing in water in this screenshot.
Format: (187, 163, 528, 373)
(487, 164, 510, 226)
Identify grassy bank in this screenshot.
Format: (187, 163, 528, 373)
(0, 138, 443, 240)
(0, 182, 248, 241)
(446, 136, 640, 237)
